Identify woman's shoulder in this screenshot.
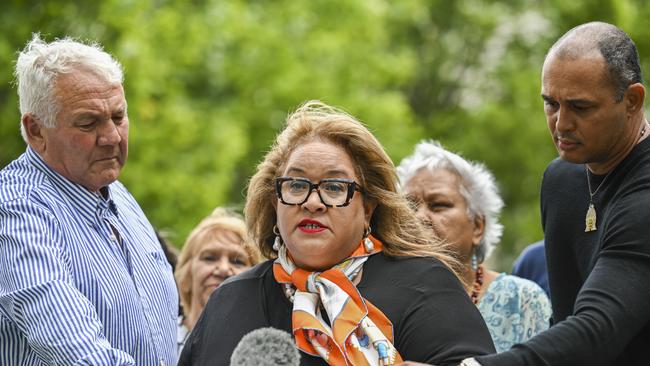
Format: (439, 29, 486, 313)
(489, 274, 548, 296)
(365, 252, 463, 289)
(484, 274, 551, 310)
(371, 251, 453, 272)
(221, 259, 274, 286)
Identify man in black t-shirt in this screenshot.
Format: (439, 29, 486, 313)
(467, 21, 650, 366)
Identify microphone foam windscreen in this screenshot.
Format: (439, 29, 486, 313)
(230, 327, 301, 366)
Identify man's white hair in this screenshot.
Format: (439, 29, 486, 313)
(397, 140, 505, 262)
(15, 34, 124, 142)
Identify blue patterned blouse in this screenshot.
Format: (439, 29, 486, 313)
(477, 273, 552, 353)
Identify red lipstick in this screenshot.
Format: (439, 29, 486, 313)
(297, 219, 328, 233)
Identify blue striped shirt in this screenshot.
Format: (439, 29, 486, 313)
(0, 147, 178, 365)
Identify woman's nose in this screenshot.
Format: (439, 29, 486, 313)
(301, 188, 326, 212)
(213, 257, 234, 276)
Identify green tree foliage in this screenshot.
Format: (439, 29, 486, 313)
(3, 0, 650, 269)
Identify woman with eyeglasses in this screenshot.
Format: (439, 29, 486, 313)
(178, 101, 495, 366)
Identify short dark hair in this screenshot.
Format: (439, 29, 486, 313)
(548, 22, 643, 101)
(597, 26, 643, 101)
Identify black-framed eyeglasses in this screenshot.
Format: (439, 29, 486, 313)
(275, 177, 363, 207)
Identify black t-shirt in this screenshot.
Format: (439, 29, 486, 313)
(179, 252, 495, 366)
(477, 138, 650, 366)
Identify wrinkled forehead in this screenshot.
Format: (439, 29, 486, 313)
(52, 69, 126, 113)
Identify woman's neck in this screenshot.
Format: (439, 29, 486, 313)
(184, 306, 200, 332)
(462, 265, 477, 289)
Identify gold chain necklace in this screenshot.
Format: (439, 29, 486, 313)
(585, 123, 647, 232)
(584, 168, 611, 232)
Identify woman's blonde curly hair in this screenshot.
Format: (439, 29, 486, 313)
(245, 101, 459, 274)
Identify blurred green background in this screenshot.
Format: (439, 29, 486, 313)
(3, 0, 649, 270)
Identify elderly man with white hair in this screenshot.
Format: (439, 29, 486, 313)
(0, 35, 177, 365)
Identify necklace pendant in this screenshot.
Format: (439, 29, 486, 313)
(585, 203, 597, 232)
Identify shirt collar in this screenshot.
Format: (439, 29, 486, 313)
(25, 146, 119, 221)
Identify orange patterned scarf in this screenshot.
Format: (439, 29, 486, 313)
(273, 235, 402, 365)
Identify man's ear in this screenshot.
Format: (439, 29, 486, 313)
(625, 83, 645, 115)
(22, 113, 46, 152)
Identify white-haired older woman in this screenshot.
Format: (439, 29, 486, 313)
(397, 140, 551, 353)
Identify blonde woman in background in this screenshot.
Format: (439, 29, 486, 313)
(174, 207, 259, 354)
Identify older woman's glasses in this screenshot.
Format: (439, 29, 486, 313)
(275, 177, 362, 207)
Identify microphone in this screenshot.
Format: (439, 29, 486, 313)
(230, 327, 301, 366)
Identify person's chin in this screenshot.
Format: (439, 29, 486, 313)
(290, 251, 329, 270)
(97, 169, 121, 185)
(558, 151, 586, 164)
(202, 285, 220, 303)
(298, 250, 347, 271)
(289, 237, 330, 255)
